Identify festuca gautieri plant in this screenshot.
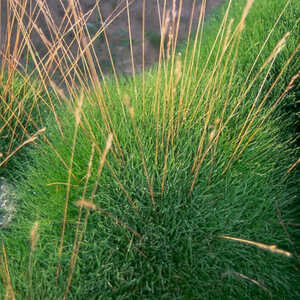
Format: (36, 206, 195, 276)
(0, 0, 299, 299)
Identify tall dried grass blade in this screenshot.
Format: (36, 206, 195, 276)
(0, 127, 46, 168)
(222, 270, 272, 298)
(28, 221, 39, 299)
(218, 235, 292, 257)
(75, 200, 142, 239)
(64, 144, 95, 299)
(56, 93, 84, 279)
(125, 95, 155, 208)
(0, 243, 16, 300)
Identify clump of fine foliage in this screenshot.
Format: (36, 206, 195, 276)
(0, 0, 299, 299)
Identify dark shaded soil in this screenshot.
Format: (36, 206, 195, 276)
(0, 0, 225, 81)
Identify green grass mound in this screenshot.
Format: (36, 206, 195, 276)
(1, 0, 299, 298)
(0, 72, 54, 178)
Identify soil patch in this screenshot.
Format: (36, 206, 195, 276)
(0, 0, 225, 82)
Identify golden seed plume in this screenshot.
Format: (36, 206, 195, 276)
(76, 199, 97, 210)
(30, 221, 40, 252)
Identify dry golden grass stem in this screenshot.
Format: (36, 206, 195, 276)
(191, 40, 298, 183)
(218, 18, 235, 116)
(125, 95, 155, 209)
(275, 197, 300, 263)
(158, 0, 168, 59)
(160, 0, 183, 193)
(56, 2, 125, 156)
(64, 143, 96, 300)
(206, 19, 235, 179)
(30, 221, 40, 253)
(0, 243, 16, 300)
(174, 0, 197, 132)
(161, 0, 180, 127)
(222, 32, 292, 141)
(36, 0, 93, 85)
(76, 199, 142, 240)
(165, 0, 181, 60)
(189, 8, 236, 187)
(167, 0, 183, 130)
(223, 40, 299, 174)
(5, 0, 29, 68)
(218, 235, 292, 257)
(0, 127, 45, 168)
(60, 17, 98, 93)
(8, 0, 65, 139)
(238, 0, 292, 95)
(161, 55, 182, 191)
(49, 80, 68, 106)
(88, 133, 113, 204)
(46, 182, 79, 188)
(12, 0, 92, 103)
(154, 1, 168, 165)
(287, 158, 300, 174)
(78, 88, 125, 164)
(154, 1, 179, 171)
(0, 82, 29, 136)
(28, 221, 39, 300)
(105, 159, 139, 213)
(238, 0, 255, 32)
(70, 6, 125, 160)
(188, 37, 295, 186)
(50, 0, 135, 97)
(193, 0, 208, 74)
(63, 132, 138, 299)
(142, 0, 146, 121)
(183, 0, 233, 126)
(222, 53, 277, 175)
(222, 270, 272, 299)
(63, 5, 106, 96)
(56, 93, 84, 279)
(97, 5, 121, 97)
(126, 0, 136, 94)
(0, 62, 75, 176)
(191, 14, 232, 173)
(80, 34, 101, 91)
(85, 134, 113, 210)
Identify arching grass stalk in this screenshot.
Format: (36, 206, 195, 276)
(56, 93, 84, 279)
(64, 133, 114, 299)
(0, 243, 16, 300)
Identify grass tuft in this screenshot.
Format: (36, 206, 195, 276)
(0, 0, 299, 298)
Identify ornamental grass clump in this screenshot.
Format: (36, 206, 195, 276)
(0, 0, 299, 298)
